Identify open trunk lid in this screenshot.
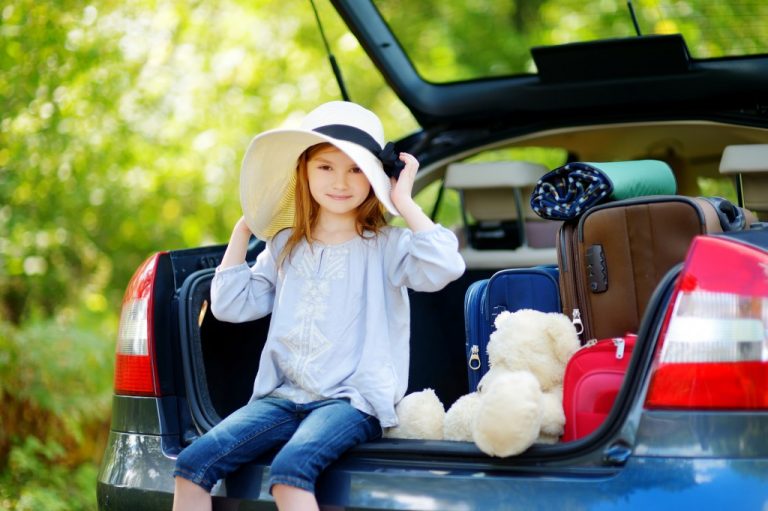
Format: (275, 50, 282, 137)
(330, 0, 768, 129)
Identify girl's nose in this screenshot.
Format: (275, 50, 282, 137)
(332, 171, 348, 188)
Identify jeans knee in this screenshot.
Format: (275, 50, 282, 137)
(269, 449, 300, 480)
(174, 443, 196, 473)
(173, 447, 216, 492)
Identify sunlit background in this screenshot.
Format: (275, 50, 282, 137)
(1, 2, 413, 508)
(1, 0, 766, 508)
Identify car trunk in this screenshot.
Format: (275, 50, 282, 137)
(178, 268, 269, 428)
(171, 251, 682, 476)
(176, 251, 499, 435)
(173, 245, 681, 465)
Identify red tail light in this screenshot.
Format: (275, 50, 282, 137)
(645, 235, 768, 410)
(114, 253, 165, 396)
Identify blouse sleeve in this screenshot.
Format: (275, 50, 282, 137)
(385, 225, 466, 292)
(210, 237, 280, 322)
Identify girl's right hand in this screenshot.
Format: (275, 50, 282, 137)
(389, 152, 419, 210)
(234, 216, 254, 237)
(220, 216, 254, 269)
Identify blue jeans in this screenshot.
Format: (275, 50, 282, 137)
(173, 396, 382, 494)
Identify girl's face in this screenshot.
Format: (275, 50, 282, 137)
(306, 146, 372, 219)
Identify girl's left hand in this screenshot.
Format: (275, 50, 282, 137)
(390, 152, 419, 210)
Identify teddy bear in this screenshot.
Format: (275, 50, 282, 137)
(382, 388, 446, 440)
(385, 309, 580, 457)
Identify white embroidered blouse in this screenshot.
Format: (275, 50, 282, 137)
(210, 225, 465, 427)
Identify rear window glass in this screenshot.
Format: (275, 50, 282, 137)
(374, 0, 768, 83)
(400, 147, 568, 230)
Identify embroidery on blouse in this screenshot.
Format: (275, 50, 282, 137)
(278, 245, 349, 393)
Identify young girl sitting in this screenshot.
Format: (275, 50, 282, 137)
(172, 101, 465, 511)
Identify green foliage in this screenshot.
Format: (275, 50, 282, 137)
(697, 177, 738, 203)
(0, 1, 415, 507)
(0, 0, 416, 325)
(0, 0, 762, 508)
(0, 314, 113, 509)
(0, 314, 113, 424)
(0, 437, 98, 511)
(375, 0, 768, 82)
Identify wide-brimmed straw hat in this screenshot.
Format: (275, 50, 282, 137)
(240, 101, 403, 239)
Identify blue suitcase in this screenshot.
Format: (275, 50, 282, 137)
(463, 265, 561, 391)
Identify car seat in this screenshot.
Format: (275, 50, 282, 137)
(719, 144, 768, 221)
(444, 161, 560, 268)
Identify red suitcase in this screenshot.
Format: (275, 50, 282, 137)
(562, 334, 637, 442)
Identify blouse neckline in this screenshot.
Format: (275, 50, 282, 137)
(310, 230, 377, 249)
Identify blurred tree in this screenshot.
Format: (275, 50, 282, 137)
(374, 0, 768, 81)
(4, 0, 764, 324)
(0, 0, 414, 325)
(0, 1, 413, 507)
(1, 0, 766, 508)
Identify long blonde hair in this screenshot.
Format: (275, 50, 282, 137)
(277, 143, 386, 268)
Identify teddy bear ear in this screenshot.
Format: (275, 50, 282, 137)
(492, 310, 513, 329)
(544, 312, 581, 363)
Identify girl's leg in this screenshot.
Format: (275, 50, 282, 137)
(272, 484, 319, 511)
(173, 476, 212, 511)
(268, 399, 382, 508)
(172, 397, 299, 507)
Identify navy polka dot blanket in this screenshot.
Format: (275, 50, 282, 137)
(530, 160, 677, 221)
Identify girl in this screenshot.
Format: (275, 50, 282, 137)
(172, 101, 465, 511)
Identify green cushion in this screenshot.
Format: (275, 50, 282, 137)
(587, 160, 677, 200)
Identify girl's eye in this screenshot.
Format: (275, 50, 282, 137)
(351, 167, 362, 174)
(317, 164, 332, 171)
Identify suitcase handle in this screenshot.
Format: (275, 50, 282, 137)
(586, 244, 608, 293)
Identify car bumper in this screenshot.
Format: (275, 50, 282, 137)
(97, 428, 768, 510)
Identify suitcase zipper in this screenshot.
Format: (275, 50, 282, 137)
(558, 223, 583, 336)
(612, 337, 625, 359)
(468, 344, 481, 370)
(574, 265, 594, 341)
(560, 221, 594, 341)
(577, 337, 625, 359)
(573, 214, 597, 341)
(571, 308, 584, 335)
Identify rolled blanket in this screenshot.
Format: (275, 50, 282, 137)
(699, 196, 751, 231)
(530, 160, 677, 221)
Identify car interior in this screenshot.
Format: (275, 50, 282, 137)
(402, 120, 768, 415)
(187, 120, 768, 441)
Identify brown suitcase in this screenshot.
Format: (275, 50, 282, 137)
(557, 196, 724, 342)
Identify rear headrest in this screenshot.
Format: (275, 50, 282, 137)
(719, 144, 768, 174)
(719, 144, 768, 214)
(445, 161, 548, 189)
(445, 161, 548, 221)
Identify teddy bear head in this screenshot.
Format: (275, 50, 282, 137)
(486, 309, 580, 392)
